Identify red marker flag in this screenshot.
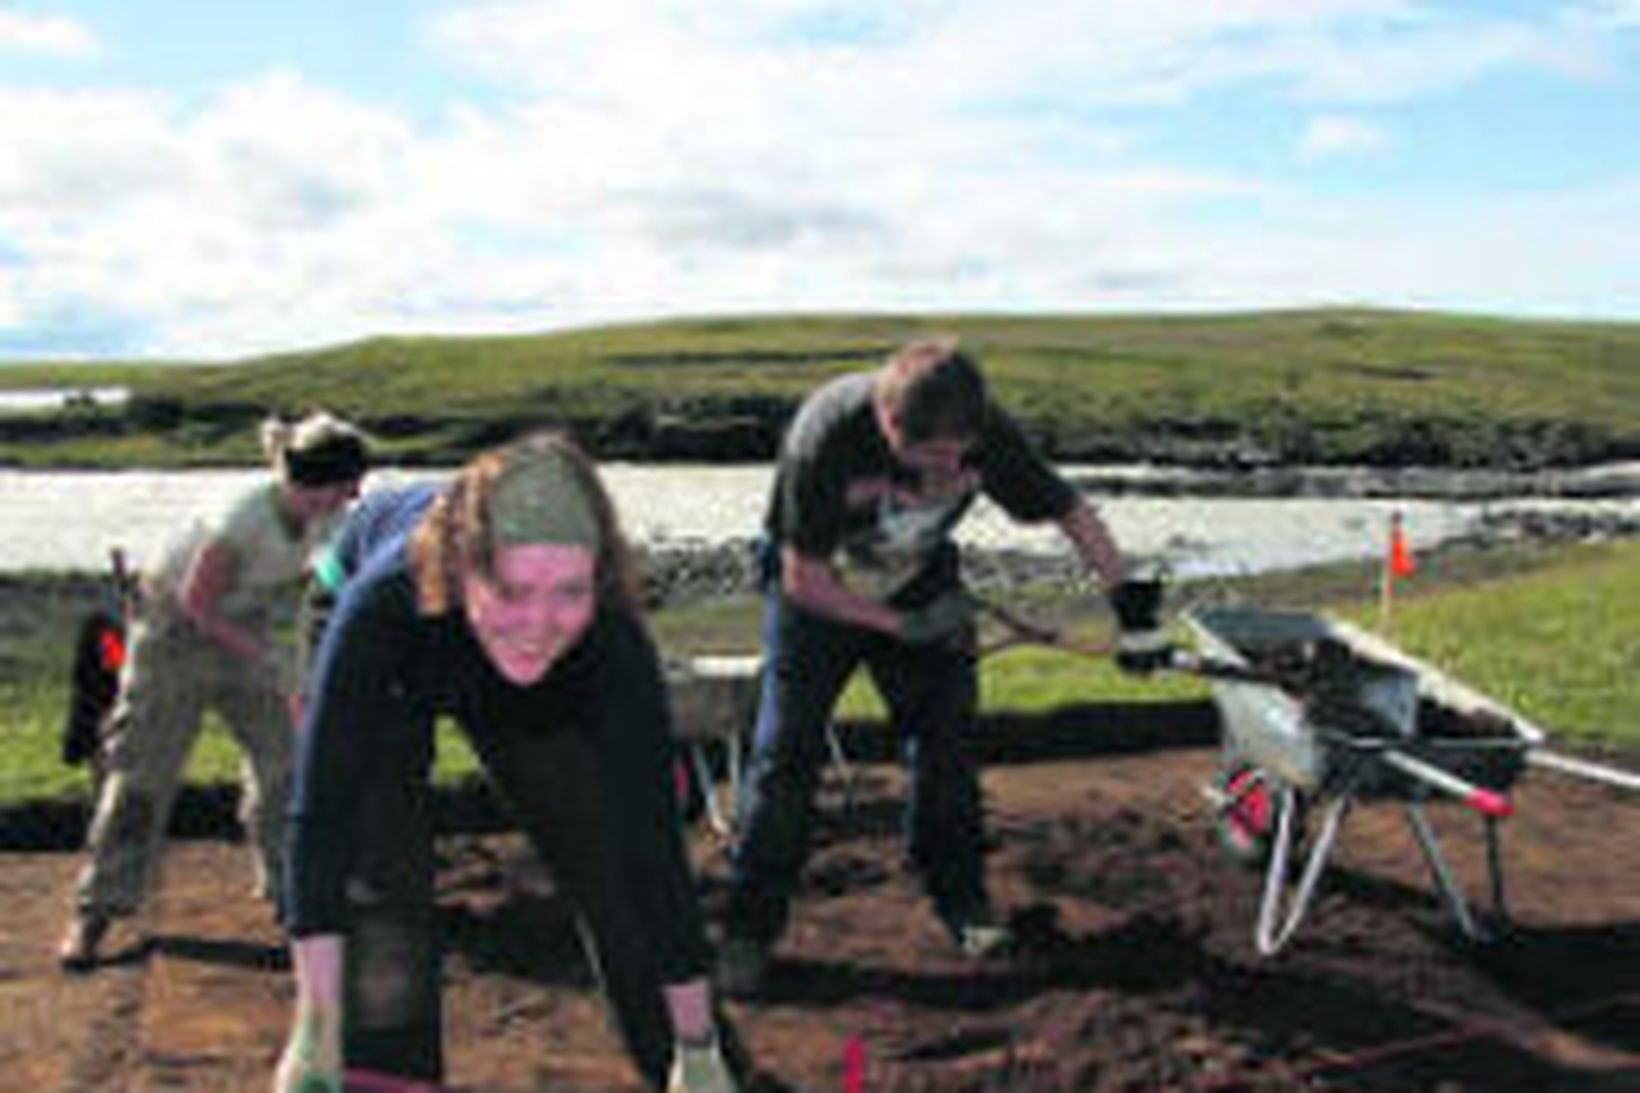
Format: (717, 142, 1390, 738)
(1377, 510, 1415, 633)
(1389, 513, 1416, 578)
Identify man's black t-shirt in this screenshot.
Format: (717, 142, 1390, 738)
(764, 372, 1077, 601)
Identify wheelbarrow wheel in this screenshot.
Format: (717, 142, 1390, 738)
(1216, 762, 1289, 868)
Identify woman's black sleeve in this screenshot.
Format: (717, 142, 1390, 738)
(587, 614, 714, 981)
(284, 573, 425, 935)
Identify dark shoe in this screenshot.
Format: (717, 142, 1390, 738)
(716, 937, 769, 1000)
(58, 913, 109, 971)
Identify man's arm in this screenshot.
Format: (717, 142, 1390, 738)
(1056, 498, 1124, 589)
(1057, 498, 1176, 673)
(781, 546, 905, 637)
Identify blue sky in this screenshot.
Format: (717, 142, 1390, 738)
(1, 0, 1637, 360)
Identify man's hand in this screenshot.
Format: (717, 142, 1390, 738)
(900, 590, 978, 645)
(1108, 579, 1174, 675)
(667, 1036, 737, 1093)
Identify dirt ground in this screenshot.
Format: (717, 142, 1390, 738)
(4, 725, 1639, 1092)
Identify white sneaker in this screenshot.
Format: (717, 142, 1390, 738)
(957, 922, 1013, 958)
(58, 913, 110, 970)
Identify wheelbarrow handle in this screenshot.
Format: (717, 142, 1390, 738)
(1381, 748, 1514, 818)
(1526, 748, 1640, 793)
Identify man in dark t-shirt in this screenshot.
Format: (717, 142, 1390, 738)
(718, 337, 1166, 997)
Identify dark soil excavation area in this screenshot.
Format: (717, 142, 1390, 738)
(3, 717, 1638, 1091)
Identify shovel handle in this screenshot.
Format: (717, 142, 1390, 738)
(975, 601, 1277, 680)
(974, 597, 1114, 660)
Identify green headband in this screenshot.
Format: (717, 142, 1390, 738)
(490, 444, 602, 550)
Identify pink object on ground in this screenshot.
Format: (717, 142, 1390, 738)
(843, 1034, 866, 1093)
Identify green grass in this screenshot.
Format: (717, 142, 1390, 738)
(3, 307, 1636, 467)
(4, 539, 1635, 809)
(1339, 539, 1640, 742)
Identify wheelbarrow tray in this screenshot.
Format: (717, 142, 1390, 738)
(1183, 606, 1542, 803)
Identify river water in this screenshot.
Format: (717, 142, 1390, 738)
(2, 465, 1634, 577)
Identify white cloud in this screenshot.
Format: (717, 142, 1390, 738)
(0, 90, 180, 212)
(429, 1, 1605, 109)
(1169, 174, 1640, 316)
(0, 76, 440, 356)
(1585, 0, 1640, 28)
(0, 10, 97, 59)
(1298, 115, 1389, 160)
(1, 2, 1637, 357)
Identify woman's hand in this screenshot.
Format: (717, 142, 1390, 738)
(272, 1004, 342, 1092)
(276, 935, 346, 1092)
(667, 1036, 737, 1093)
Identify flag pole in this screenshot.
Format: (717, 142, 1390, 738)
(1378, 515, 1394, 632)
(1378, 509, 1414, 633)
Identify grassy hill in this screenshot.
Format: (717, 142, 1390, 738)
(2, 308, 1637, 468)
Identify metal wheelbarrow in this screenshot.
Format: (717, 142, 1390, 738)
(1183, 605, 1640, 955)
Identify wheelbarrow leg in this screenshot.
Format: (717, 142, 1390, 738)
(823, 721, 857, 812)
(689, 743, 733, 838)
(1255, 787, 1352, 957)
(1404, 802, 1486, 942)
(726, 730, 744, 821)
(1484, 814, 1512, 932)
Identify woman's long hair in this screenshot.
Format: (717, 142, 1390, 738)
(408, 432, 643, 617)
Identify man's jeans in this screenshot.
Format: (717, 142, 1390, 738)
(725, 589, 989, 946)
